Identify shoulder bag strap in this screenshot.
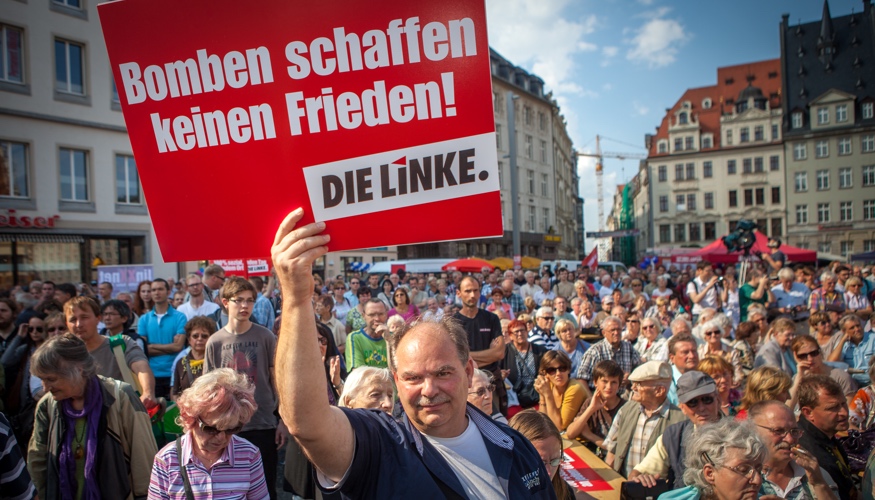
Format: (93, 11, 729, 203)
(111, 340, 142, 394)
(176, 438, 196, 500)
(183, 358, 196, 387)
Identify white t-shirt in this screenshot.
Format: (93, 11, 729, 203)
(687, 278, 718, 315)
(177, 300, 220, 320)
(423, 418, 505, 499)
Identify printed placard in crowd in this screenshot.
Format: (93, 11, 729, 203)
(211, 259, 272, 278)
(97, 265, 155, 295)
(98, 0, 501, 262)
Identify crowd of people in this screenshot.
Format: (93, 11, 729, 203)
(2, 223, 875, 499)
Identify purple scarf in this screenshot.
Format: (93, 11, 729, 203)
(59, 376, 103, 500)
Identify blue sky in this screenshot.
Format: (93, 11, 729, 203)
(485, 0, 856, 252)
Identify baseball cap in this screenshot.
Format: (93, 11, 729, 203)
(601, 295, 614, 306)
(628, 361, 672, 382)
(676, 371, 716, 404)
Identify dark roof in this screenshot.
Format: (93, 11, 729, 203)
(780, 0, 875, 132)
(738, 84, 765, 101)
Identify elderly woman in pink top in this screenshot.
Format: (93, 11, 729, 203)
(386, 287, 420, 323)
(148, 368, 267, 499)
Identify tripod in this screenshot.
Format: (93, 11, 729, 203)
(737, 249, 757, 285)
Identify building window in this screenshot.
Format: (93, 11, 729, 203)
(53, 0, 82, 8)
(704, 192, 714, 209)
(689, 223, 701, 241)
(659, 225, 671, 243)
(740, 127, 750, 143)
(744, 189, 753, 206)
(675, 164, 684, 181)
(540, 139, 547, 162)
(527, 170, 534, 194)
(864, 200, 875, 220)
(818, 241, 831, 253)
(542, 208, 549, 232)
(527, 205, 535, 231)
(771, 186, 780, 204)
(54, 39, 85, 95)
(770, 155, 780, 171)
(755, 188, 764, 205)
(678, 112, 688, 125)
(796, 205, 808, 224)
(771, 124, 779, 140)
(728, 190, 738, 207)
(674, 138, 683, 151)
(864, 102, 874, 120)
(685, 137, 694, 150)
(726, 129, 733, 145)
(840, 201, 853, 221)
(839, 167, 853, 188)
(539, 112, 546, 131)
(793, 142, 807, 160)
(727, 159, 737, 175)
(792, 112, 803, 129)
(685, 163, 695, 179)
(115, 155, 140, 204)
(863, 135, 875, 153)
(841, 241, 854, 257)
(815, 140, 829, 158)
(743, 158, 752, 174)
(658, 165, 667, 182)
(540, 173, 548, 197)
(687, 194, 696, 211)
(676, 194, 685, 211)
(866, 240, 875, 252)
(0, 141, 28, 197)
(495, 123, 502, 150)
(59, 148, 88, 201)
(525, 135, 533, 159)
(864, 166, 875, 186)
(659, 195, 668, 212)
(770, 218, 782, 237)
(702, 136, 712, 149)
(836, 104, 848, 123)
(0, 24, 24, 84)
(817, 107, 829, 125)
(795, 172, 808, 191)
(704, 222, 716, 240)
(839, 137, 852, 155)
(817, 203, 830, 223)
(523, 106, 533, 126)
(816, 170, 829, 190)
(754, 126, 764, 141)
(658, 141, 668, 153)
(674, 224, 686, 242)
(703, 161, 712, 178)
(754, 157, 764, 172)
(497, 161, 503, 188)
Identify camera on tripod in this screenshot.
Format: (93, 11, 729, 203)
(721, 220, 758, 254)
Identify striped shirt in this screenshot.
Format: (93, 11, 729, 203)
(148, 434, 268, 500)
(0, 413, 36, 500)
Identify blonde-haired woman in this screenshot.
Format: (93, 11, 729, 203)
(149, 368, 266, 498)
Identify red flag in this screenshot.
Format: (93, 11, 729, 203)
(582, 247, 598, 272)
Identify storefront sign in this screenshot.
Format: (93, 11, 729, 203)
(0, 210, 59, 229)
(98, 0, 501, 262)
(97, 264, 154, 295)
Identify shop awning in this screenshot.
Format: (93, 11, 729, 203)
(0, 234, 85, 243)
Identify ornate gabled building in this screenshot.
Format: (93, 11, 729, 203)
(643, 59, 786, 253)
(780, 0, 875, 257)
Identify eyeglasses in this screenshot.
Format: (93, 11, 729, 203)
(197, 417, 243, 436)
(627, 319, 640, 324)
(47, 326, 67, 333)
(684, 395, 716, 409)
(29, 326, 44, 333)
(190, 334, 210, 340)
(101, 312, 121, 317)
(543, 457, 562, 468)
(510, 329, 527, 336)
(216, 276, 226, 282)
(317, 337, 329, 346)
(818, 320, 831, 326)
(188, 283, 203, 287)
(702, 452, 764, 482)
(796, 349, 820, 360)
(350, 281, 360, 285)
(468, 385, 495, 398)
(228, 298, 256, 305)
(543, 366, 570, 375)
(540, 316, 555, 321)
(704, 330, 721, 337)
(756, 424, 804, 439)
(642, 324, 656, 329)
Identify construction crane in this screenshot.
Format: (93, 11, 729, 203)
(577, 135, 647, 261)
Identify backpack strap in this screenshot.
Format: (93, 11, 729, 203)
(110, 336, 142, 394)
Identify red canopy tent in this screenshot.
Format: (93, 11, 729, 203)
(671, 231, 816, 265)
(442, 258, 495, 273)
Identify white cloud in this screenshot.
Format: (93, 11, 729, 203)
(632, 101, 649, 116)
(487, 0, 599, 102)
(626, 9, 689, 68)
(602, 46, 619, 58)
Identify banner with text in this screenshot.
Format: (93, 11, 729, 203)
(98, 0, 501, 262)
(97, 265, 155, 296)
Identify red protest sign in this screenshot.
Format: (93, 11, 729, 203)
(98, 0, 502, 262)
(211, 259, 273, 278)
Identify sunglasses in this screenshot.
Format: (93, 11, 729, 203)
(684, 395, 715, 409)
(627, 319, 640, 324)
(29, 326, 44, 333)
(543, 366, 570, 375)
(190, 333, 210, 340)
(704, 330, 721, 337)
(540, 317, 555, 321)
(47, 326, 67, 333)
(642, 324, 656, 329)
(796, 349, 820, 360)
(468, 384, 496, 398)
(197, 417, 243, 436)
